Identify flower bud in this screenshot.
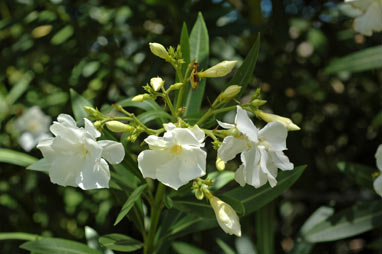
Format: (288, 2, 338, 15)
(251, 99, 267, 107)
(209, 196, 241, 237)
(216, 157, 225, 171)
(150, 77, 164, 91)
(149, 42, 170, 61)
(106, 121, 134, 133)
(197, 60, 237, 78)
(132, 94, 151, 103)
(256, 110, 300, 131)
(218, 85, 241, 102)
(195, 189, 204, 200)
(168, 82, 183, 92)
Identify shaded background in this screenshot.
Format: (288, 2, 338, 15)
(1, 0, 381, 253)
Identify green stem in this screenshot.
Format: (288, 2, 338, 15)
(256, 201, 275, 254)
(161, 87, 177, 118)
(144, 183, 166, 254)
(196, 105, 237, 126)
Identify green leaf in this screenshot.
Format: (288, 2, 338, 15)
(172, 241, 207, 254)
(0, 232, 40, 241)
(216, 238, 236, 254)
(51, 25, 74, 45)
(256, 202, 275, 254)
(172, 198, 215, 218)
(184, 12, 209, 117)
(324, 46, 382, 74)
(227, 34, 260, 96)
(6, 72, 33, 105)
(20, 238, 102, 254)
(137, 110, 172, 124)
(70, 89, 92, 125)
(114, 184, 147, 226)
(98, 234, 143, 252)
(302, 201, 382, 243)
(223, 165, 306, 215)
(27, 158, 50, 172)
(180, 22, 190, 68)
(290, 206, 334, 254)
(0, 148, 37, 167)
(337, 162, 375, 189)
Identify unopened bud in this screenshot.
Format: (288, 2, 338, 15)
(216, 157, 226, 171)
(168, 82, 183, 92)
(84, 106, 105, 119)
(195, 189, 204, 200)
(149, 42, 170, 61)
(197, 60, 237, 78)
(93, 121, 103, 129)
(251, 99, 267, 107)
(150, 77, 164, 91)
(256, 110, 300, 131)
(209, 196, 241, 237)
(106, 121, 134, 132)
(132, 94, 151, 103)
(218, 85, 241, 102)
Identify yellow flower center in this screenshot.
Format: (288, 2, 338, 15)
(170, 144, 182, 155)
(81, 144, 88, 157)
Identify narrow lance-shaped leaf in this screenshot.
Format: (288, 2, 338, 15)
(337, 161, 375, 189)
(324, 46, 382, 74)
(0, 148, 37, 167)
(184, 12, 209, 117)
(222, 165, 306, 215)
(20, 238, 102, 254)
(302, 200, 382, 243)
(114, 184, 147, 226)
(99, 234, 143, 252)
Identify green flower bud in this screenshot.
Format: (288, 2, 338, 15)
(149, 42, 170, 61)
(251, 99, 267, 107)
(195, 189, 204, 200)
(218, 85, 241, 102)
(256, 110, 301, 131)
(216, 157, 226, 171)
(132, 94, 151, 103)
(197, 60, 237, 78)
(106, 121, 134, 133)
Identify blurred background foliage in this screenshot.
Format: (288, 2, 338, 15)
(0, 0, 381, 253)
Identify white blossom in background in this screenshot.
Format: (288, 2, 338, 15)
(218, 106, 294, 188)
(15, 106, 51, 151)
(344, 0, 382, 36)
(209, 196, 241, 237)
(37, 114, 125, 190)
(138, 123, 206, 190)
(374, 144, 382, 197)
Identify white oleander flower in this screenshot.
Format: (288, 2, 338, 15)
(15, 106, 51, 151)
(217, 106, 293, 188)
(137, 123, 206, 190)
(209, 196, 241, 237)
(345, 0, 382, 36)
(374, 144, 382, 197)
(37, 114, 125, 190)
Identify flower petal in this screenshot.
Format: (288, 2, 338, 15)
(375, 144, 382, 171)
(234, 165, 246, 187)
(137, 150, 171, 179)
(37, 137, 55, 160)
(49, 155, 84, 187)
(189, 125, 205, 144)
(156, 157, 185, 190)
(235, 106, 258, 142)
(217, 120, 235, 129)
(84, 138, 103, 161)
(241, 147, 267, 188)
(259, 122, 287, 151)
(84, 118, 101, 138)
(373, 174, 382, 197)
(19, 132, 37, 152)
(172, 128, 204, 147)
(346, 0, 373, 12)
(258, 147, 277, 187)
(97, 140, 125, 164)
(144, 135, 170, 150)
(77, 159, 110, 190)
(177, 147, 206, 184)
(57, 114, 77, 127)
(353, 1, 382, 36)
(218, 136, 248, 162)
(270, 151, 294, 170)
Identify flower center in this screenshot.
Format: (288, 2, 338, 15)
(81, 144, 88, 157)
(169, 144, 182, 155)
